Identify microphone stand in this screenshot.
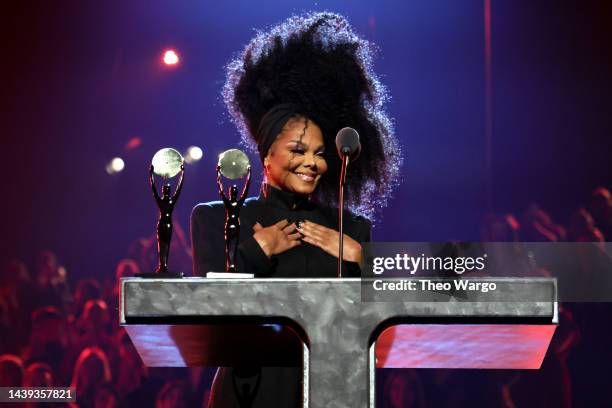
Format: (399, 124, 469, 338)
(338, 151, 351, 278)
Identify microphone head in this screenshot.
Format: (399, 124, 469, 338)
(335, 127, 361, 160)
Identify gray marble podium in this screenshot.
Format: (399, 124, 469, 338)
(120, 277, 557, 407)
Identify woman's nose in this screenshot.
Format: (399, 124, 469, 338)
(303, 153, 317, 168)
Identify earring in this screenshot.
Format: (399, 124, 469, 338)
(261, 166, 269, 198)
(261, 181, 269, 198)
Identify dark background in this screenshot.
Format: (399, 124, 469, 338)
(1, 0, 610, 278)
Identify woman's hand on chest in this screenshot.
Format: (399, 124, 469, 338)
(252, 219, 302, 257)
(297, 220, 362, 263)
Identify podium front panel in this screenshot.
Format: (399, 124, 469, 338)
(121, 277, 557, 408)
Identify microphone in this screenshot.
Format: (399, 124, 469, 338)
(335, 127, 360, 278)
(335, 127, 361, 161)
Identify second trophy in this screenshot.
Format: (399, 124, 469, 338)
(216, 149, 251, 273)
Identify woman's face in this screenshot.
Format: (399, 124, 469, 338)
(264, 117, 327, 195)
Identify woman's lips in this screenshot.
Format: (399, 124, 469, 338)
(294, 172, 316, 182)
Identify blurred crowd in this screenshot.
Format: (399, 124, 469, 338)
(379, 186, 612, 407)
(480, 187, 611, 244)
(0, 249, 214, 408)
(1, 186, 611, 407)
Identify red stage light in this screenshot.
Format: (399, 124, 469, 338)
(163, 49, 179, 66)
(125, 137, 142, 151)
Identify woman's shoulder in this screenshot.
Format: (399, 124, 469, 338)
(191, 197, 260, 220)
(345, 211, 372, 231)
(317, 205, 372, 240)
(317, 205, 370, 225)
(191, 201, 223, 222)
(192, 197, 259, 211)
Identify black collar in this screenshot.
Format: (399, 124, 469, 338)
(258, 184, 310, 210)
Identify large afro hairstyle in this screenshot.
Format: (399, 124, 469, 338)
(223, 11, 402, 220)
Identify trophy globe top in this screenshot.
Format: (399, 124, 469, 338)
(152, 148, 184, 178)
(218, 149, 250, 180)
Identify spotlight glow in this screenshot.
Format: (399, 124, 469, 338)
(163, 49, 179, 65)
(106, 157, 125, 174)
(187, 146, 204, 160)
(124, 137, 142, 151)
(186, 146, 203, 162)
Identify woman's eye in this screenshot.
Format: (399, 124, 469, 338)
(316, 151, 325, 157)
(290, 148, 305, 154)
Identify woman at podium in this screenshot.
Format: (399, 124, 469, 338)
(191, 11, 401, 407)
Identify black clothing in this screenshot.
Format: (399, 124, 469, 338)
(190, 185, 371, 407)
(191, 185, 371, 277)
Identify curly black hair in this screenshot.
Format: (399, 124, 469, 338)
(223, 11, 402, 219)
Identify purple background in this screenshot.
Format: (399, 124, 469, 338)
(2, 0, 610, 280)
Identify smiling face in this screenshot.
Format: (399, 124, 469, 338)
(264, 116, 328, 195)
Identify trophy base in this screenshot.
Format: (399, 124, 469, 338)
(136, 271, 184, 279)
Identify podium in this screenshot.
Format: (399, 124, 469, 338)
(120, 277, 557, 407)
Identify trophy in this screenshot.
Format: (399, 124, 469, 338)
(217, 149, 251, 273)
(138, 147, 185, 278)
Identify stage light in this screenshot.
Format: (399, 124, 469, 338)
(124, 137, 142, 151)
(185, 146, 203, 163)
(163, 49, 179, 66)
(106, 157, 125, 174)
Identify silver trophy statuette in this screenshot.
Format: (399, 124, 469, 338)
(217, 149, 251, 272)
(139, 148, 186, 278)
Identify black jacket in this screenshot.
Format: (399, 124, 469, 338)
(190, 186, 371, 407)
(191, 185, 371, 277)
